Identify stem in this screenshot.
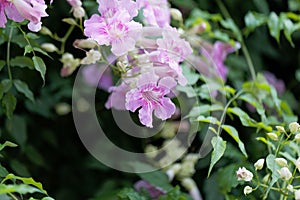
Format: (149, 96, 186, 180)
(216, 0, 256, 81)
(8, 193, 18, 200)
(18, 26, 36, 57)
(6, 26, 14, 82)
(59, 24, 76, 54)
(216, 90, 244, 135)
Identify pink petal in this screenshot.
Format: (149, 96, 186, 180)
(139, 104, 154, 127)
(153, 98, 175, 120)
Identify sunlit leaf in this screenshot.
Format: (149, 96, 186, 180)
(208, 136, 226, 176)
(13, 80, 34, 101)
(32, 56, 46, 84)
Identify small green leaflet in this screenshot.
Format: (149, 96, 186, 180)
(32, 56, 46, 84)
(2, 93, 17, 119)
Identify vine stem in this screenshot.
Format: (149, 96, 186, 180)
(6, 26, 14, 82)
(215, 0, 256, 81)
(216, 90, 244, 136)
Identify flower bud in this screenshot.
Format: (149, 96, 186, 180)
(276, 126, 285, 133)
(289, 122, 299, 133)
(295, 134, 300, 142)
(236, 167, 253, 182)
(41, 43, 58, 52)
(287, 184, 294, 192)
(55, 102, 71, 115)
(39, 26, 52, 36)
(73, 39, 98, 49)
(81, 49, 101, 65)
(254, 158, 265, 170)
(266, 132, 278, 140)
(295, 189, 300, 200)
(170, 8, 183, 22)
(275, 158, 288, 167)
(243, 186, 253, 195)
(262, 174, 270, 184)
(295, 157, 300, 171)
(74, 6, 85, 18)
(181, 178, 196, 191)
(145, 144, 158, 158)
(166, 163, 181, 181)
(278, 167, 292, 180)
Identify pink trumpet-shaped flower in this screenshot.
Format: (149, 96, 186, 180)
(125, 72, 176, 128)
(84, 10, 142, 56)
(0, 0, 48, 32)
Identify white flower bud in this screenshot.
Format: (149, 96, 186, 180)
(295, 157, 300, 171)
(74, 6, 85, 18)
(166, 163, 181, 181)
(295, 189, 300, 200)
(170, 8, 183, 22)
(267, 132, 278, 140)
(295, 134, 300, 142)
(60, 53, 81, 77)
(73, 39, 98, 49)
(181, 178, 196, 191)
(39, 26, 52, 36)
(183, 154, 199, 164)
(262, 174, 270, 184)
(275, 158, 288, 167)
(276, 126, 285, 132)
(41, 43, 58, 52)
(287, 184, 294, 192)
(254, 158, 265, 170)
(81, 49, 101, 65)
(289, 122, 300, 133)
(236, 167, 253, 182)
(55, 102, 71, 115)
(145, 145, 158, 158)
(243, 186, 253, 195)
(278, 167, 292, 180)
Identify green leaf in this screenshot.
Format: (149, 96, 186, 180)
(117, 188, 146, 200)
(32, 56, 46, 83)
(197, 116, 220, 125)
(6, 115, 27, 147)
(0, 184, 41, 195)
(33, 47, 51, 58)
(217, 164, 239, 193)
(221, 125, 247, 157)
(0, 164, 9, 177)
(10, 56, 34, 70)
(244, 12, 267, 34)
(2, 174, 47, 194)
(220, 18, 242, 42)
(265, 154, 281, 197)
(2, 93, 17, 119)
(0, 141, 18, 152)
(268, 12, 281, 43)
(239, 93, 266, 120)
(26, 33, 39, 39)
(208, 136, 226, 176)
(24, 45, 34, 55)
(227, 107, 257, 127)
(1, 79, 12, 93)
(0, 60, 5, 71)
(13, 80, 34, 101)
(138, 170, 173, 191)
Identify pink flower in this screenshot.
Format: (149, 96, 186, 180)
(263, 71, 285, 95)
(137, 0, 170, 27)
(152, 27, 193, 85)
(84, 10, 142, 56)
(236, 167, 253, 182)
(0, 0, 48, 32)
(97, 0, 138, 19)
(200, 41, 237, 80)
(125, 72, 176, 128)
(105, 82, 131, 110)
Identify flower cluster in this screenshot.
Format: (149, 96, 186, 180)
(236, 122, 300, 199)
(0, 0, 49, 32)
(83, 0, 193, 127)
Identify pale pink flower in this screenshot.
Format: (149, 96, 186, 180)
(105, 82, 131, 110)
(200, 41, 237, 80)
(10, 0, 48, 32)
(153, 27, 193, 85)
(236, 167, 253, 182)
(137, 0, 170, 27)
(97, 0, 138, 19)
(66, 0, 85, 18)
(125, 72, 176, 128)
(84, 10, 142, 56)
